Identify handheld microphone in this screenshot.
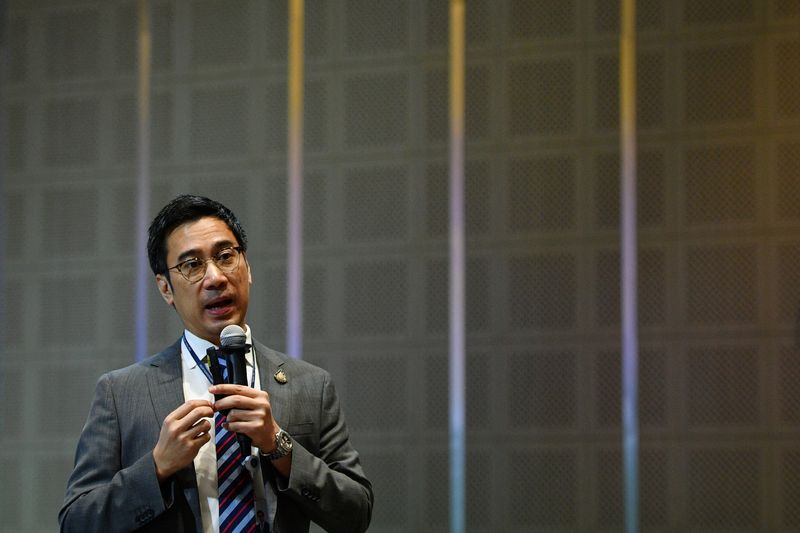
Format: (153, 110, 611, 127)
(220, 324, 249, 388)
(219, 324, 254, 458)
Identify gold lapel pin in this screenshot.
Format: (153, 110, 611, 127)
(274, 369, 288, 384)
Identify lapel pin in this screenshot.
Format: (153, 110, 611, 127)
(274, 369, 288, 384)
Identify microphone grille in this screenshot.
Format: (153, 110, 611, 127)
(220, 324, 246, 347)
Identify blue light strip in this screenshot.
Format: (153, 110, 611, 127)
(620, 0, 639, 531)
(285, 0, 305, 360)
(449, 2, 466, 532)
(134, 0, 152, 362)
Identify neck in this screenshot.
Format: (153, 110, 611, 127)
(184, 324, 249, 347)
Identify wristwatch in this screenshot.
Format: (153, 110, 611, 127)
(260, 428, 292, 461)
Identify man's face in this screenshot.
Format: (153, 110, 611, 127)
(155, 216, 251, 344)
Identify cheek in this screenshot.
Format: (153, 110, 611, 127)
(173, 290, 198, 315)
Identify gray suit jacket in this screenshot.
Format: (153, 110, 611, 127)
(59, 339, 373, 533)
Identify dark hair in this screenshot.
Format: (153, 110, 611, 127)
(147, 194, 248, 277)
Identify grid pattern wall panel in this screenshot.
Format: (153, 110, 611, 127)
(777, 140, 800, 220)
(687, 448, 762, 529)
(685, 345, 761, 427)
(683, 42, 756, 126)
(343, 73, 410, 149)
(425, 160, 493, 239)
(2, 1, 800, 532)
(36, 457, 77, 531)
(509, 448, 578, 529)
(591, 0, 666, 34)
(592, 49, 666, 132)
(595, 448, 669, 529)
(425, 257, 491, 335)
(113, 2, 175, 73)
(0, 458, 22, 529)
(778, 345, 800, 425)
(594, 348, 669, 429)
(509, 253, 577, 331)
(594, 247, 667, 328)
(593, 148, 668, 230)
(683, 142, 757, 225)
(189, 0, 250, 68)
(686, 244, 759, 325)
(507, 154, 576, 233)
(507, 57, 576, 137)
(44, 98, 101, 167)
(43, 8, 101, 81)
(424, 352, 492, 432)
(775, 37, 800, 119)
(781, 448, 800, 528)
(509, 350, 578, 429)
(425, 65, 492, 144)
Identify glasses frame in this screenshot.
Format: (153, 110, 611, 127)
(168, 246, 245, 283)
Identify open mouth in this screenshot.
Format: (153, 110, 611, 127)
(205, 297, 233, 314)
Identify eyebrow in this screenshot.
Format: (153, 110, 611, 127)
(175, 240, 236, 263)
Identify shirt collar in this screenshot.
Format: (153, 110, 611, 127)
(181, 325, 255, 369)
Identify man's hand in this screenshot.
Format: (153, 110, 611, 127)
(210, 384, 292, 477)
(153, 399, 214, 482)
(208, 384, 279, 451)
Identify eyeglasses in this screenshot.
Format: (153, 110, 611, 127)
(168, 246, 244, 283)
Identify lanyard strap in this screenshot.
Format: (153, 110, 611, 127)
(182, 333, 256, 388)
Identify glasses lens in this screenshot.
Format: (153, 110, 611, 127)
(181, 259, 206, 282)
(215, 248, 239, 272)
(174, 248, 241, 283)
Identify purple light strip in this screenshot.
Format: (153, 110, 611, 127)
(134, 0, 152, 362)
(449, 1, 466, 532)
(285, 0, 304, 359)
(620, 0, 639, 531)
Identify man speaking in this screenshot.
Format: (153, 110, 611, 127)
(59, 195, 373, 533)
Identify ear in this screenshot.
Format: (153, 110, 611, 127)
(156, 274, 174, 306)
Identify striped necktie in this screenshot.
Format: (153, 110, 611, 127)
(215, 356, 258, 533)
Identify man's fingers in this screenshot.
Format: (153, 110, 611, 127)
(209, 384, 266, 398)
(224, 408, 262, 423)
(165, 404, 214, 435)
(223, 419, 262, 435)
(185, 418, 212, 441)
(213, 394, 263, 413)
(210, 386, 268, 413)
(166, 399, 213, 421)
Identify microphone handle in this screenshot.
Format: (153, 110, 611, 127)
(224, 346, 253, 453)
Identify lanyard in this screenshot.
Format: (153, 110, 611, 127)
(182, 333, 256, 388)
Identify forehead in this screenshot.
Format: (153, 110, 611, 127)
(165, 216, 236, 260)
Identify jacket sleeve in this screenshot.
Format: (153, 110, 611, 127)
(58, 373, 171, 533)
(275, 372, 373, 533)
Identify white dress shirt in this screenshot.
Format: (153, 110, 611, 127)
(180, 326, 269, 533)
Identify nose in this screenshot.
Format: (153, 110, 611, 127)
(201, 260, 227, 287)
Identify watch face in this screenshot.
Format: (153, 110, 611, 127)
(278, 431, 292, 450)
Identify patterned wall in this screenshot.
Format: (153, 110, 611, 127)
(2, 0, 800, 532)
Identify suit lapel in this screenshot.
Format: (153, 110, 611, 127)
(254, 341, 289, 424)
(145, 340, 202, 530)
(146, 340, 185, 427)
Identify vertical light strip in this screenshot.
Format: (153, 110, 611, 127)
(0, 1, 7, 371)
(620, 0, 639, 531)
(134, 0, 152, 362)
(449, 1, 466, 532)
(286, 0, 305, 359)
